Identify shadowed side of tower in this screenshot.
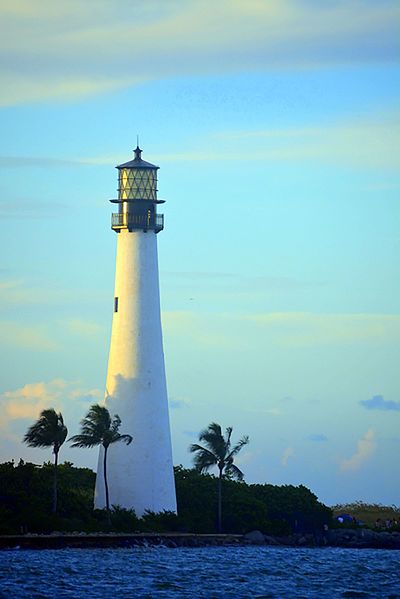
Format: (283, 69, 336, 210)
(94, 147, 177, 516)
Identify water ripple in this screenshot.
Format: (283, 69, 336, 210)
(0, 546, 399, 598)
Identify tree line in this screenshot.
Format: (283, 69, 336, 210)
(0, 461, 331, 536)
(23, 405, 132, 522)
(21, 406, 251, 532)
(0, 405, 332, 535)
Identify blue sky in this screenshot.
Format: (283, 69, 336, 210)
(0, 0, 399, 506)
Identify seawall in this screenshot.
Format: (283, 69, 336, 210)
(1, 529, 400, 550)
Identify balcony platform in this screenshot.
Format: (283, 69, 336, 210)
(111, 213, 164, 233)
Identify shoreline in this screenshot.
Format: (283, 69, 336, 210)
(1, 529, 400, 550)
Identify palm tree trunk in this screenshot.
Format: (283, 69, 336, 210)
(103, 445, 111, 525)
(217, 467, 223, 533)
(52, 450, 58, 514)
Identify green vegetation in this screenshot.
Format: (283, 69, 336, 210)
(14, 412, 397, 540)
(69, 404, 133, 521)
(0, 461, 332, 535)
(0, 460, 96, 534)
(189, 422, 249, 532)
(332, 502, 400, 528)
(23, 409, 68, 514)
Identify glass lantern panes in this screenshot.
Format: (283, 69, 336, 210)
(119, 168, 157, 201)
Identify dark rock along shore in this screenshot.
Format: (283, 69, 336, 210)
(1, 529, 400, 550)
(245, 528, 400, 549)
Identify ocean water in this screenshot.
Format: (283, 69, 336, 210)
(0, 546, 399, 598)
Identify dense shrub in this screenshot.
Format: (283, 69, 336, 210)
(0, 461, 332, 535)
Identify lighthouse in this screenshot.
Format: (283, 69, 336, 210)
(94, 146, 177, 516)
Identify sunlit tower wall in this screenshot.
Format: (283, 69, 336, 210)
(94, 146, 177, 516)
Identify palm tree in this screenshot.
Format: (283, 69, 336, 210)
(69, 404, 132, 520)
(190, 422, 249, 533)
(23, 408, 68, 514)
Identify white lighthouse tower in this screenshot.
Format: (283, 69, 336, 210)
(94, 145, 177, 516)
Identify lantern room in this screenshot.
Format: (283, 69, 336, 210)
(110, 146, 164, 233)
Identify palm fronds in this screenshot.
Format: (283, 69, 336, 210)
(191, 422, 249, 479)
(68, 404, 133, 449)
(68, 403, 133, 517)
(24, 409, 67, 452)
(23, 408, 68, 514)
(189, 422, 249, 532)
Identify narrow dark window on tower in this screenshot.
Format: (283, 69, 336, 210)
(114, 297, 119, 313)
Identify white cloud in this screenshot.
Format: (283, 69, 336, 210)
(3, 112, 398, 171)
(246, 312, 400, 348)
(0, 279, 59, 304)
(0, 0, 398, 106)
(162, 310, 400, 351)
(0, 379, 103, 465)
(281, 446, 294, 466)
(0, 278, 96, 305)
(1, 379, 102, 425)
(0, 279, 109, 317)
(340, 429, 376, 472)
(0, 315, 104, 355)
(0, 321, 60, 351)
(162, 311, 238, 349)
(66, 319, 103, 337)
(114, 113, 400, 170)
(209, 115, 400, 170)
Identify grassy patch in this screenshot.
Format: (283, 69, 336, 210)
(332, 502, 400, 527)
